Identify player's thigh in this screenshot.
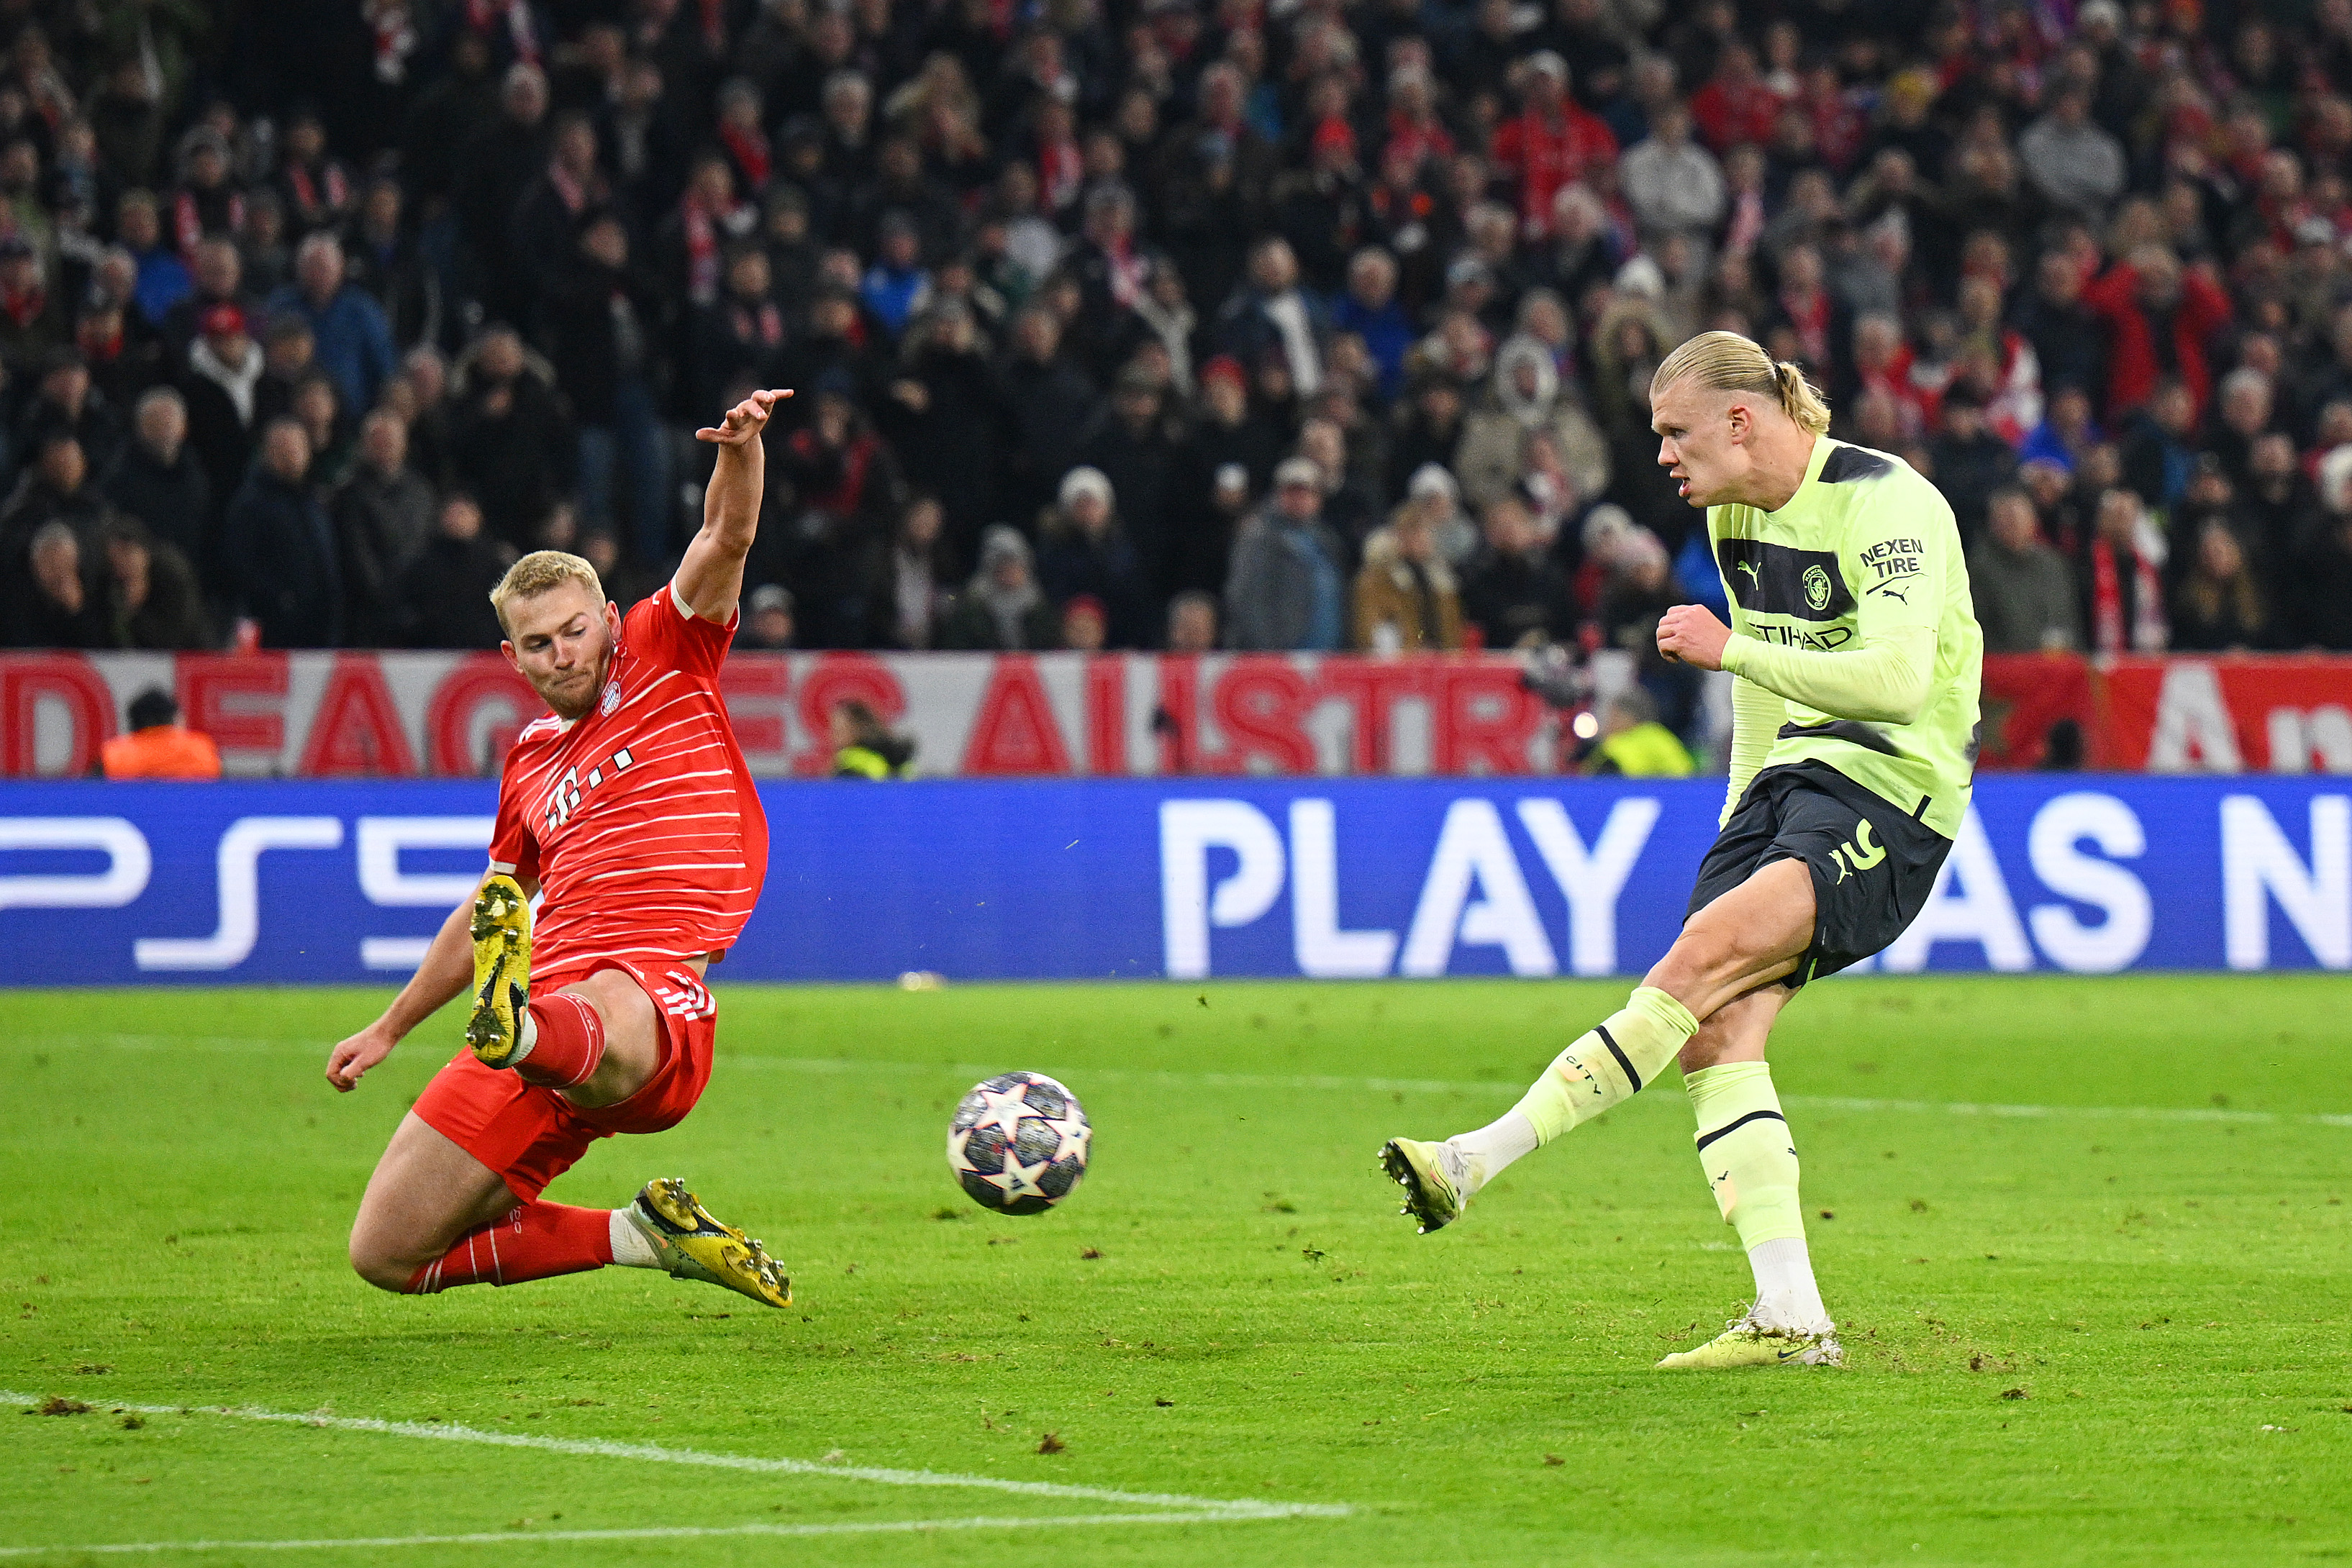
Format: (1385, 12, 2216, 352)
(1678, 984, 1789, 1075)
(556, 967, 662, 1109)
(350, 1112, 517, 1282)
(1647, 857, 1816, 1021)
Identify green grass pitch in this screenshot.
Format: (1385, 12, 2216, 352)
(4, 975, 2349, 1565)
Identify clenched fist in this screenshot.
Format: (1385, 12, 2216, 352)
(1656, 603, 1733, 670)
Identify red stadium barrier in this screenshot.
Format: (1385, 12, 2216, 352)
(6, 649, 2349, 778)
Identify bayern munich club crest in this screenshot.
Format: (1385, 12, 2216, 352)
(600, 679, 622, 716)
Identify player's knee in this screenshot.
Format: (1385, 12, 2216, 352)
(348, 1232, 420, 1293)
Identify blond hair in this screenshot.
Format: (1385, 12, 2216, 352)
(489, 549, 604, 632)
(1651, 330, 1833, 437)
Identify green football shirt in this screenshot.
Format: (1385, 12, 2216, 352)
(1707, 436, 1983, 839)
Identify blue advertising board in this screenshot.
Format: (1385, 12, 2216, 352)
(0, 776, 2343, 986)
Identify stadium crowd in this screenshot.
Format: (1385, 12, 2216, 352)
(4, 0, 2352, 695)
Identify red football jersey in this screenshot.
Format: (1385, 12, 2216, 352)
(487, 583, 769, 990)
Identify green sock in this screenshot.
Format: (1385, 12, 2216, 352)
(1686, 1062, 1805, 1246)
(1511, 986, 1699, 1144)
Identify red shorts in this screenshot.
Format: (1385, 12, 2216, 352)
(412, 960, 718, 1202)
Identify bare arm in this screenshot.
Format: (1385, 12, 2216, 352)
(673, 387, 791, 624)
(325, 869, 538, 1091)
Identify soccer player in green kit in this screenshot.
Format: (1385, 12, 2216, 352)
(1381, 330, 1982, 1369)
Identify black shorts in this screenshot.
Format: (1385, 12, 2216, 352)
(1685, 762, 1953, 988)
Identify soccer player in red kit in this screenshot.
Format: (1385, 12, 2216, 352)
(325, 388, 794, 1308)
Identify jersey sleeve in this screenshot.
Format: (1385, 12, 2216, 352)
(1717, 477, 1943, 725)
(625, 580, 739, 680)
(486, 770, 540, 884)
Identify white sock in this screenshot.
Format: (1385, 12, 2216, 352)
(1745, 1235, 1830, 1334)
(1445, 1109, 1540, 1195)
(512, 1006, 537, 1063)
(608, 1208, 659, 1269)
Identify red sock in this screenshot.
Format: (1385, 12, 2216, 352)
(516, 993, 605, 1088)
(404, 1202, 614, 1293)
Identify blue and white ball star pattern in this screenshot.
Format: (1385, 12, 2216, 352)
(947, 1072, 1092, 1215)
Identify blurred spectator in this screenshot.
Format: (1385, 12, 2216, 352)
(179, 303, 263, 514)
(1599, 526, 1700, 739)
(1581, 688, 1697, 777)
(2082, 487, 2169, 655)
(1618, 104, 1723, 248)
(870, 494, 952, 650)
(1060, 593, 1108, 653)
(2, 430, 115, 555)
(389, 493, 511, 649)
(2017, 86, 2124, 222)
(1970, 489, 2082, 655)
(1491, 53, 1617, 240)
(1216, 237, 1327, 396)
(1035, 466, 1153, 649)
(545, 211, 671, 562)
(2, 519, 106, 647)
(2084, 248, 2231, 422)
(830, 698, 916, 778)
(941, 524, 1058, 650)
(1455, 335, 1609, 514)
(1227, 456, 1348, 652)
(1331, 248, 1412, 399)
(2291, 512, 2352, 650)
(337, 410, 437, 646)
(267, 234, 395, 415)
(2119, 380, 2199, 515)
(1353, 500, 1463, 653)
(0, 234, 63, 371)
(1166, 590, 1219, 654)
(2020, 384, 2102, 475)
(745, 583, 796, 650)
(1928, 386, 2017, 547)
(222, 418, 342, 649)
(101, 387, 210, 572)
(1461, 496, 1574, 651)
(451, 325, 571, 550)
(100, 688, 222, 780)
(1075, 366, 1184, 588)
(999, 306, 1096, 524)
(19, 350, 123, 482)
(2171, 521, 2274, 652)
(101, 519, 210, 650)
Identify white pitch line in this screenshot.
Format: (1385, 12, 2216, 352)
(0, 1510, 1274, 1560)
(21, 1035, 2352, 1130)
(0, 1392, 1348, 1522)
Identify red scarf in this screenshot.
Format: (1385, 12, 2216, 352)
(1037, 137, 1083, 213)
(172, 189, 242, 257)
(729, 298, 784, 347)
(1780, 286, 1829, 365)
(286, 161, 350, 224)
(466, 0, 540, 64)
(2089, 537, 2165, 653)
(680, 193, 746, 304)
(719, 121, 771, 191)
(0, 282, 42, 328)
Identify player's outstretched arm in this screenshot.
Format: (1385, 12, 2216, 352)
(325, 870, 537, 1092)
(674, 387, 792, 625)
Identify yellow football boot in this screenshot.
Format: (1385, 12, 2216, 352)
(623, 1178, 792, 1308)
(464, 873, 532, 1069)
(1379, 1137, 1467, 1234)
(1656, 1316, 1843, 1369)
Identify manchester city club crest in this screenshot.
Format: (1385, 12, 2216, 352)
(1802, 564, 1833, 612)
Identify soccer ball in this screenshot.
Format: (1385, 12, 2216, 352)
(947, 1072, 1091, 1215)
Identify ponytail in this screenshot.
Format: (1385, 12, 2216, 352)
(1651, 330, 1833, 436)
